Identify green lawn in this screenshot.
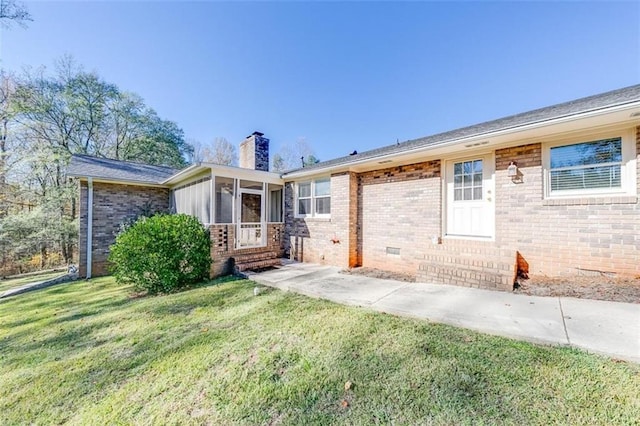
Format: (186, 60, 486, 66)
(0, 270, 66, 294)
(1, 277, 638, 425)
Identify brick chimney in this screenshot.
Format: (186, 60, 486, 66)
(239, 131, 269, 171)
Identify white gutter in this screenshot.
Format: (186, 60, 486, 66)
(283, 101, 640, 178)
(68, 175, 169, 188)
(86, 177, 93, 279)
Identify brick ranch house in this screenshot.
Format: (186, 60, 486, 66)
(68, 85, 640, 291)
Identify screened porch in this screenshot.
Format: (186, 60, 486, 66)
(169, 166, 284, 250)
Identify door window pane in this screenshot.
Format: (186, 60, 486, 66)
(453, 160, 483, 201)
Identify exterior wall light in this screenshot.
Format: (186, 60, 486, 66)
(507, 161, 523, 183)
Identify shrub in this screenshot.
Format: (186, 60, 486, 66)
(108, 214, 211, 294)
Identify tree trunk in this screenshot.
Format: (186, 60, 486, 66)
(0, 118, 6, 186)
(40, 244, 47, 269)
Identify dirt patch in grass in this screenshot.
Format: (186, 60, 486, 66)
(515, 274, 640, 304)
(341, 267, 416, 283)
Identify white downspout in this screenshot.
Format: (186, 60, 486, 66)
(86, 177, 93, 279)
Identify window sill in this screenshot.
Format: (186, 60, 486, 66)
(543, 195, 637, 206)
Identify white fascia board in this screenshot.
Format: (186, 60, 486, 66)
(205, 163, 284, 183)
(163, 163, 284, 186)
(282, 101, 640, 179)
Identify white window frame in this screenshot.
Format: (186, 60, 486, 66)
(295, 178, 331, 218)
(542, 128, 637, 199)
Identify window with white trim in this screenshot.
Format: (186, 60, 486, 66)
(296, 178, 331, 217)
(550, 138, 622, 192)
(545, 131, 636, 198)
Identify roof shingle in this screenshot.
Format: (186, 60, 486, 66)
(67, 155, 178, 184)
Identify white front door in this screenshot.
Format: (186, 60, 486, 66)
(237, 189, 265, 248)
(445, 155, 495, 239)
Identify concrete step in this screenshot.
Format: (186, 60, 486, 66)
(417, 244, 517, 291)
(236, 257, 283, 272)
(417, 263, 514, 291)
(421, 253, 515, 273)
(232, 251, 280, 263)
(419, 242, 515, 262)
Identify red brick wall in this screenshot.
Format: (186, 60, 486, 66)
(358, 161, 441, 275)
(495, 127, 640, 276)
(283, 161, 441, 274)
(282, 127, 639, 279)
(78, 181, 170, 277)
(284, 172, 358, 268)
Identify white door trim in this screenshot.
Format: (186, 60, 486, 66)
(443, 153, 495, 240)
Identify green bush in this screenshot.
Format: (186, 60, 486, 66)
(108, 214, 211, 294)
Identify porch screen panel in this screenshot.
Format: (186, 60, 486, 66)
(269, 184, 283, 222)
(215, 177, 234, 224)
(172, 176, 211, 224)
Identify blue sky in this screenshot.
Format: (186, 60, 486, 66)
(1, 1, 638, 161)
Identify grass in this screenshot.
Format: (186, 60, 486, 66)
(1, 277, 639, 425)
(0, 270, 66, 294)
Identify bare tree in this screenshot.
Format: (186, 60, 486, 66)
(272, 137, 319, 171)
(186, 138, 205, 163)
(0, 70, 16, 186)
(200, 137, 238, 166)
(0, 0, 32, 28)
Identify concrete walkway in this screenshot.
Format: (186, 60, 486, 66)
(0, 273, 77, 299)
(247, 262, 640, 363)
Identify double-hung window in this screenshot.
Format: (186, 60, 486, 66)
(545, 131, 636, 198)
(296, 178, 331, 217)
